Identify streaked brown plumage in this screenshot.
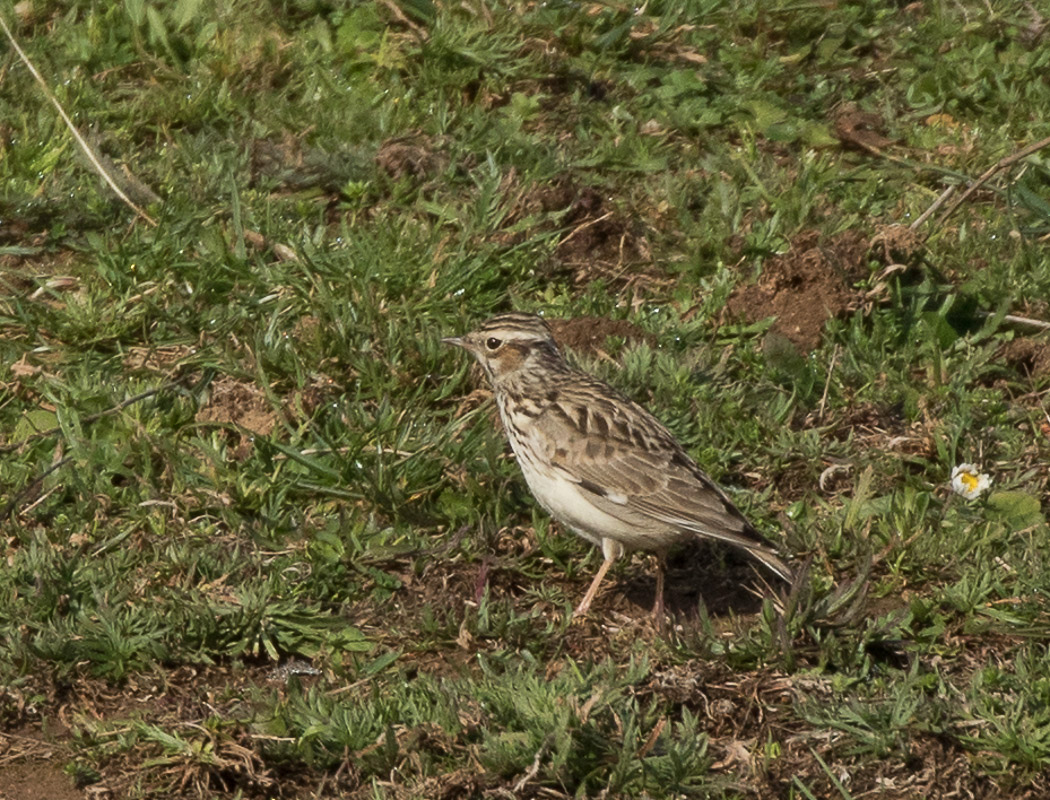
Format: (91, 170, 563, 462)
(444, 312, 792, 623)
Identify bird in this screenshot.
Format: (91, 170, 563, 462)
(443, 311, 793, 625)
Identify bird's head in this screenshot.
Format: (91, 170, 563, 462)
(443, 312, 563, 386)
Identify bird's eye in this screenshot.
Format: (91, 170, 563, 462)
(485, 337, 502, 350)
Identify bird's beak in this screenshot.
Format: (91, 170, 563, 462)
(442, 336, 466, 349)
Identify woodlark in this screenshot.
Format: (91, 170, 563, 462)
(443, 312, 793, 623)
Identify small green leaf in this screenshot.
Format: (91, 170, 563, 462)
(14, 408, 58, 441)
(746, 99, 788, 132)
(394, 0, 436, 25)
(780, 45, 811, 65)
(920, 310, 959, 349)
(174, 0, 204, 30)
(363, 650, 400, 676)
(124, 0, 145, 25)
(986, 491, 1044, 530)
(145, 4, 170, 48)
(800, 121, 839, 147)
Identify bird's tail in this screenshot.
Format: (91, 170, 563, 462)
(679, 517, 795, 584)
(743, 544, 795, 584)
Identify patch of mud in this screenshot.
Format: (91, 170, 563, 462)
(497, 175, 664, 289)
(1, 665, 294, 800)
(834, 106, 893, 152)
(620, 540, 771, 620)
(824, 402, 934, 457)
(196, 376, 276, 437)
(642, 653, 1020, 800)
(0, 761, 80, 800)
(548, 316, 653, 357)
(374, 132, 449, 183)
(870, 222, 924, 265)
(777, 402, 937, 498)
(727, 229, 872, 352)
(546, 183, 627, 261)
(196, 376, 277, 458)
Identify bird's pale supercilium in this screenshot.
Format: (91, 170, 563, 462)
(443, 312, 793, 624)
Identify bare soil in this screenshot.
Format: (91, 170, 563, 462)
(359, 523, 771, 672)
(196, 375, 278, 458)
(494, 175, 668, 291)
(727, 229, 872, 352)
(4, 548, 1042, 799)
(374, 132, 449, 183)
(548, 315, 653, 357)
(999, 336, 1050, 378)
(0, 720, 79, 800)
(0, 761, 81, 800)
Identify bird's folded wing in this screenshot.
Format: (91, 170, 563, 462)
(539, 393, 775, 553)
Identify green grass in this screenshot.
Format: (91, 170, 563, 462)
(2, 0, 1050, 797)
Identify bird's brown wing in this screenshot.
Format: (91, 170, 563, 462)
(537, 377, 793, 580)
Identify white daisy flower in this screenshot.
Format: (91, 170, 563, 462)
(951, 464, 992, 500)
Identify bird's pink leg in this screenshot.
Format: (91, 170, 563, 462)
(574, 539, 624, 618)
(651, 556, 666, 632)
(574, 557, 614, 616)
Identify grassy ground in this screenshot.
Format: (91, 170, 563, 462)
(2, 0, 1050, 797)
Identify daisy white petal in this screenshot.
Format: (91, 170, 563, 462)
(951, 464, 992, 500)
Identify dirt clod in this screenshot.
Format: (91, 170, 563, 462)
(549, 316, 653, 357)
(999, 337, 1050, 378)
(197, 376, 276, 437)
(727, 229, 871, 352)
(496, 175, 661, 289)
(196, 376, 277, 458)
(375, 132, 448, 182)
(834, 107, 894, 151)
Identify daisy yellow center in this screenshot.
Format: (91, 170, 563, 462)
(960, 471, 979, 492)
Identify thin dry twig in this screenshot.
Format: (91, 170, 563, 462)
(932, 134, 1050, 228)
(377, 0, 427, 40)
(817, 344, 840, 421)
(978, 312, 1050, 333)
(512, 735, 554, 793)
(0, 13, 158, 226)
(636, 717, 668, 759)
(556, 211, 615, 250)
(909, 185, 956, 230)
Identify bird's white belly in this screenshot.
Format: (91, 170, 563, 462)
(514, 452, 656, 552)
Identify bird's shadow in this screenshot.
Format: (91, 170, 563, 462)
(618, 540, 771, 619)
